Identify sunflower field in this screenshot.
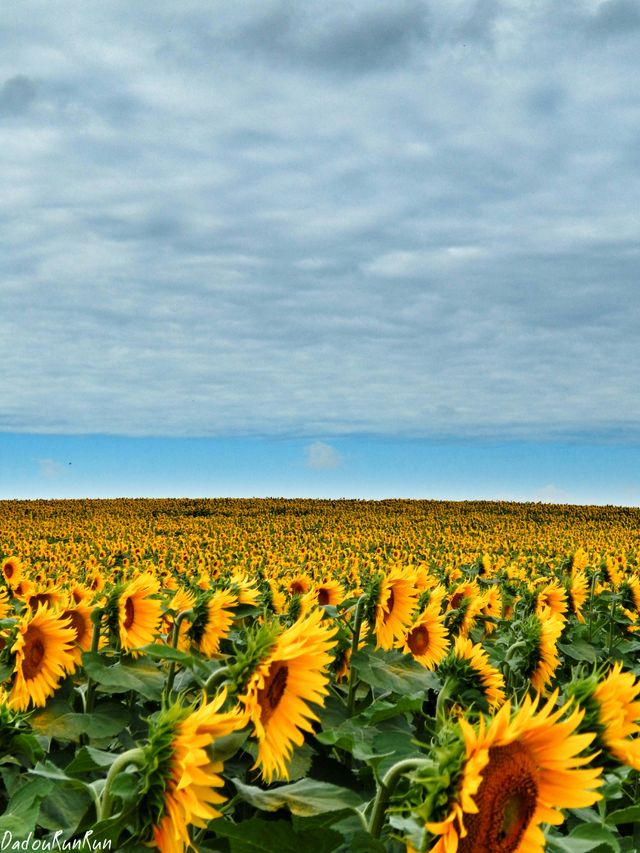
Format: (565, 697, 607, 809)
(0, 498, 639, 852)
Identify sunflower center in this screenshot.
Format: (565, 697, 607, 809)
(123, 597, 135, 629)
(29, 593, 51, 610)
(458, 742, 538, 853)
(22, 627, 46, 680)
(317, 588, 330, 605)
(63, 610, 87, 644)
(450, 591, 464, 610)
(290, 581, 305, 595)
(386, 587, 395, 613)
(407, 624, 430, 656)
(257, 662, 289, 726)
(4, 563, 14, 579)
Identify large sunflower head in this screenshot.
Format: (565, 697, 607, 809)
(437, 637, 506, 713)
(1, 557, 23, 591)
(419, 693, 602, 852)
(237, 608, 337, 782)
(141, 689, 246, 853)
(8, 604, 76, 711)
(59, 599, 95, 665)
(403, 605, 450, 670)
(535, 580, 568, 620)
(372, 567, 419, 651)
(568, 663, 640, 771)
(106, 573, 162, 654)
(188, 588, 237, 657)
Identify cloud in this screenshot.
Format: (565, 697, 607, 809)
(0, 75, 37, 116)
(0, 1, 639, 442)
(306, 442, 341, 470)
(36, 458, 65, 478)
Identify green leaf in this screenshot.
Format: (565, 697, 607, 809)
(569, 824, 621, 853)
(211, 817, 343, 853)
(351, 648, 440, 694)
(605, 804, 640, 826)
(231, 777, 363, 816)
(139, 643, 194, 663)
(30, 701, 89, 741)
(0, 776, 53, 833)
(66, 746, 118, 774)
(209, 729, 249, 764)
(558, 640, 598, 663)
(37, 785, 94, 833)
(82, 652, 164, 700)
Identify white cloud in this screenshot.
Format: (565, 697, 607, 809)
(0, 1, 639, 441)
(306, 442, 341, 469)
(36, 458, 65, 478)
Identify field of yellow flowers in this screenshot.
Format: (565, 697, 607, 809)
(0, 498, 639, 852)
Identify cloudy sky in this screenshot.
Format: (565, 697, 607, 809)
(2, 0, 639, 501)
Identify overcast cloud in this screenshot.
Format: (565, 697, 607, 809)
(2, 0, 639, 440)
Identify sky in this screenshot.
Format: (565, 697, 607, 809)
(1, 0, 639, 502)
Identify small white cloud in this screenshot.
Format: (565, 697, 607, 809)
(533, 483, 574, 504)
(37, 458, 65, 478)
(306, 441, 341, 470)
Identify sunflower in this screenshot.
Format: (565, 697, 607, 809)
(288, 574, 311, 597)
(568, 570, 588, 623)
(115, 574, 162, 653)
(403, 606, 450, 670)
(374, 567, 419, 650)
(142, 689, 246, 853)
(439, 637, 506, 711)
(446, 582, 484, 639)
(535, 580, 568, 620)
(8, 604, 76, 711)
(527, 608, 564, 694)
(591, 662, 640, 770)
(59, 599, 95, 666)
(164, 587, 197, 652)
(238, 608, 337, 781)
(1, 557, 23, 590)
(426, 692, 602, 852)
(314, 577, 344, 607)
(188, 589, 237, 657)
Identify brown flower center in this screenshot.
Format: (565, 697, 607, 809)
(63, 610, 87, 644)
(317, 588, 330, 606)
(123, 597, 135, 629)
(459, 742, 538, 853)
(29, 593, 51, 610)
(407, 624, 430, 656)
(257, 661, 289, 726)
(386, 587, 395, 614)
(4, 563, 14, 579)
(22, 627, 46, 680)
(290, 581, 305, 595)
(450, 591, 464, 610)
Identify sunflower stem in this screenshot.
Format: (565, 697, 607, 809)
(204, 665, 231, 695)
(85, 608, 105, 716)
(606, 594, 617, 658)
(435, 676, 458, 729)
(346, 595, 366, 716)
(98, 747, 145, 822)
(587, 570, 599, 643)
(368, 757, 430, 839)
(163, 608, 194, 703)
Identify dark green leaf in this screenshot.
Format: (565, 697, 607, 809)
(232, 777, 363, 816)
(211, 817, 343, 853)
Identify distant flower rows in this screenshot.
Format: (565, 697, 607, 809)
(0, 498, 639, 852)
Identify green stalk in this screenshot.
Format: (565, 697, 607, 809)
(368, 757, 430, 839)
(587, 571, 599, 643)
(204, 665, 231, 695)
(85, 608, 104, 715)
(606, 594, 617, 658)
(98, 747, 145, 821)
(346, 595, 366, 716)
(435, 676, 458, 730)
(163, 608, 194, 703)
